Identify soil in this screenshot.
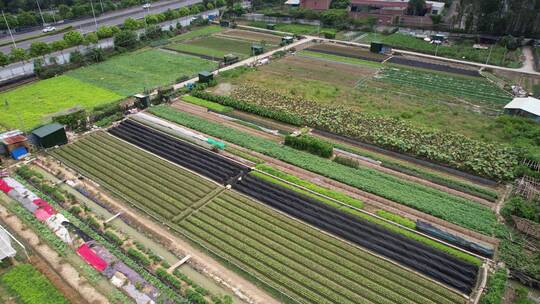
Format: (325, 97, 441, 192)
(0, 197, 109, 304)
(219, 29, 282, 44)
(41, 157, 280, 304)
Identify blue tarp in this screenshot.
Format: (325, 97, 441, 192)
(10, 147, 28, 160)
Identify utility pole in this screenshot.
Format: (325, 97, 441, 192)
(99, 0, 105, 13)
(435, 43, 439, 56)
(90, 0, 98, 30)
(1, 10, 16, 48)
(35, 0, 46, 26)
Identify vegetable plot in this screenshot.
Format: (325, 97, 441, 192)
(220, 85, 517, 180)
(108, 120, 249, 184)
(377, 67, 511, 106)
(1, 264, 68, 304)
(50, 132, 217, 220)
(233, 174, 479, 293)
(181, 191, 467, 304)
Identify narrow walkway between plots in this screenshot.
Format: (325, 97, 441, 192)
(172, 187, 226, 222)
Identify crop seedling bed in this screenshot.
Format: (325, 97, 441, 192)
(218, 29, 282, 44)
(109, 120, 250, 184)
(387, 57, 480, 77)
(50, 132, 217, 220)
(306, 44, 388, 62)
(233, 174, 478, 294)
(180, 191, 467, 304)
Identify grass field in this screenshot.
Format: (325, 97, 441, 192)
(67, 49, 217, 96)
(182, 191, 467, 304)
(170, 25, 224, 42)
(0, 76, 122, 130)
(50, 132, 218, 220)
(361, 33, 522, 68)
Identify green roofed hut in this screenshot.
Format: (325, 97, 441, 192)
(251, 44, 264, 55)
(32, 123, 67, 149)
(198, 71, 214, 83)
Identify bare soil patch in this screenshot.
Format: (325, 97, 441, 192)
(219, 29, 282, 44)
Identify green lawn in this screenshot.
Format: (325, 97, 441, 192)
(0, 76, 122, 130)
(168, 36, 270, 59)
(67, 49, 217, 96)
(170, 25, 224, 42)
(361, 33, 522, 68)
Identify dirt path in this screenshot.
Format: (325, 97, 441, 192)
(519, 46, 537, 73)
(0, 197, 109, 304)
(42, 158, 280, 304)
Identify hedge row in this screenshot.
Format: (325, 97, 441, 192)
(284, 135, 334, 158)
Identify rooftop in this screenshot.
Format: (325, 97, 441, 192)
(504, 97, 540, 116)
(32, 123, 65, 138)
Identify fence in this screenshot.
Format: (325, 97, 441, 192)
(240, 13, 321, 26)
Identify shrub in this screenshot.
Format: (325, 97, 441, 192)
(479, 268, 507, 304)
(127, 248, 151, 267)
(333, 155, 359, 168)
(104, 229, 124, 246)
(284, 135, 333, 158)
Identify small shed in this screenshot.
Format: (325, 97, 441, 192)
(223, 54, 239, 65)
(1, 130, 29, 158)
(32, 123, 68, 149)
(370, 42, 384, 53)
(134, 93, 150, 109)
(219, 20, 230, 27)
(266, 23, 276, 30)
(198, 71, 214, 83)
(251, 44, 264, 55)
(0, 226, 16, 261)
(281, 36, 294, 45)
(504, 97, 540, 123)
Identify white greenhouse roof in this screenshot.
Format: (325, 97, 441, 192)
(504, 97, 540, 116)
(285, 0, 300, 4)
(0, 228, 16, 260)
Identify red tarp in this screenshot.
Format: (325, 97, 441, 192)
(0, 179, 12, 193)
(77, 244, 107, 272)
(32, 199, 56, 215)
(34, 208, 52, 222)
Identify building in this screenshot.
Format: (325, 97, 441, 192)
(31, 123, 68, 149)
(504, 97, 540, 123)
(348, 0, 445, 26)
(0, 130, 29, 160)
(299, 0, 332, 10)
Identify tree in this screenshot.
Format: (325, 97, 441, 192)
(51, 40, 68, 52)
(63, 31, 84, 47)
(144, 25, 163, 40)
(0, 52, 9, 67)
(84, 32, 99, 45)
(123, 17, 140, 30)
(97, 26, 114, 39)
(178, 7, 190, 17)
(114, 30, 138, 50)
(190, 5, 200, 15)
(330, 0, 350, 9)
(406, 0, 426, 16)
(206, 2, 214, 10)
(215, 0, 225, 7)
(58, 4, 73, 19)
(29, 41, 51, 58)
(9, 48, 27, 63)
(69, 50, 84, 65)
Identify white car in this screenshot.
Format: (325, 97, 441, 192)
(142, 3, 151, 9)
(42, 26, 56, 33)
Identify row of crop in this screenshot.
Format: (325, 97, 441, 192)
(208, 193, 460, 303)
(251, 166, 481, 265)
(202, 200, 441, 304)
(331, 142, 498, 202)
(60, 144, 184, 216)
(89, 132, 216, 198)
(51, 147, 175, 220)
(192, 211, 375, 304)
(81, 134, 206, 202)
(284, 134, 334, 158)
(213, 84, 517, 180)
(148, 106, 498, 235)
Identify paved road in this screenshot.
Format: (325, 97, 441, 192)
(0, 0, 203, 54)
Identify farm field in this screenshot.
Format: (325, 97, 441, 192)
(247, 21, 336, 36)
(50, 132, 219, 220)
(67, 49, 217, 96)
(360, 33, 523, 68)
(148, 106, 499, 235)
(181, 190, 468, 304)
(0, 76, 123, 130)
(166, 29, 280, 60)
(48, 123, 471, 304)
(169, 25, 225, 42)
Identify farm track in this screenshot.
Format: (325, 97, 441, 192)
(233, 174, 478, 293)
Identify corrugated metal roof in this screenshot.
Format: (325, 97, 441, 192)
(2, 135, 27, 145)
(504, 97, 540, 116)
(32, 123, 64, 138)
(0, 227, 16, 260)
